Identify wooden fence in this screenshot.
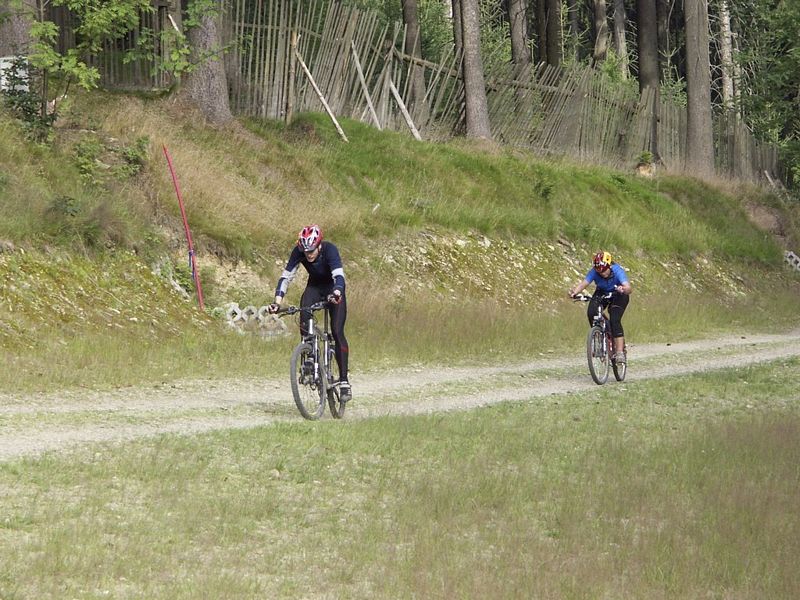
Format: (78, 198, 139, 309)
(47, 1, 176, 90)
(47, 0, 785, 186)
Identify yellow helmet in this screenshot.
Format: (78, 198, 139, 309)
(593, 251, 613, 271)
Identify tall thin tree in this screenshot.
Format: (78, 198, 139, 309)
(451, 0, 462, 56)
(508, 0, 530, 72)
(718, 0, 735, 112)
(545, 0, 561, 66)
(611, 0, 629, 79)
(592, 0, 609, 65)
(401, 0, 428, 121)
(459, 0, 492, 139)
(684, 0, 714, 177)
(637, 0, 659, 158)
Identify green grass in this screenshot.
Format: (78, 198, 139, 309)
(1, 359, 798, 598)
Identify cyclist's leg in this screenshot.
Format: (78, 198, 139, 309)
(299, 285, 325, 338)
(587, 294, 603, 326)
(329, 294, 350, 397)
(608, 293, 630, 359)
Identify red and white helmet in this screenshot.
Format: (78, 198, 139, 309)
(298, 224, 323, 252)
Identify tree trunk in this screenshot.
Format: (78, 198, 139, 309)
(459, 0, 492, 139)
(637, 0, 660, 160)
(544, 0, 561, 67)
(508, 0, 530, 71)
(452, 0, 462, 57)
(592, 0, 608, 65)
(637, 0, 659, 93)
(718, 0, 734, 111)
(535, 0, 547, 64)
(611, 0, 628, 79)
(401, 0, 428, 122)
(684, 0, 714, 177)
(566, 0, 580, 61)
(0, 0, 34, 55)
(181, 5, 233, 126)
(656, 0, 673, 79)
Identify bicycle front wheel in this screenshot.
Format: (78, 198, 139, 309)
(326, 353, 345, 419)
(587, 326, 609, 385)
(290, 342, 326, 420)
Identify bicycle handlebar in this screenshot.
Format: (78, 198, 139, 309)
(571, 291, 614, 303)
(276, 301, 330, 316)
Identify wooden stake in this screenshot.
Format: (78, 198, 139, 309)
(351, 40, 381, 129)
(295, 48, 349, 142)
(388, 78, 422, 140)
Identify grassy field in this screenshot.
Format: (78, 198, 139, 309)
(1, 358, 798, 599)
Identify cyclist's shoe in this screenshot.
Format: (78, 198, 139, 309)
(615, 351, 627, 365)
(339, 381, 352, 403)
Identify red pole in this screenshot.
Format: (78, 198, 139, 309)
(162, 144, 205, 311)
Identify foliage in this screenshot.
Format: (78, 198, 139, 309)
(732, 0, 800, 186)
(0, 56, 56, 141)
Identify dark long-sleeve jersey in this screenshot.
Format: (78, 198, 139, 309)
(274, 241, 346, 299)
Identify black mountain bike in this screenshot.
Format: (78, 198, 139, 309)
(573, 292, 626, 385)
(277, 301, 345, 420)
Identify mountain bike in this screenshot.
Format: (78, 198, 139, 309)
(572, 292, 626, 385)
(277, 301, 345, 420)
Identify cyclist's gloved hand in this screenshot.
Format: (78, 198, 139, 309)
(267, 303, 280, 314)
(327, 289, 342, 305)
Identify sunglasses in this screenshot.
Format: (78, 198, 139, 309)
(594, 265, 610, 273)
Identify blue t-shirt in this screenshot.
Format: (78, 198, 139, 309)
(585, 263, 629, 293)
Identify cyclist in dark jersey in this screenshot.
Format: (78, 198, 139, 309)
(569, 251, 632, 363)
(268, 225, 351, 402)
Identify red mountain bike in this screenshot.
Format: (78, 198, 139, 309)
(573, 292, 626, 385)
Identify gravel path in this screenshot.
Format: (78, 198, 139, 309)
(2, 330, 799, 461)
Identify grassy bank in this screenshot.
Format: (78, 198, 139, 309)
(1, 358, 798, 598)
(2, 93, 800, 392)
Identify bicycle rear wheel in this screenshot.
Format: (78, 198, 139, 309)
(290, 342, 326, 420)
(612, 344, 627, 382)
(587, 326, 609, 385)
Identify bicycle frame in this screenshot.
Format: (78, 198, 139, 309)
(302, 306, 337, 392)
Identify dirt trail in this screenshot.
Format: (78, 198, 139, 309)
(1, 331, 799, 461)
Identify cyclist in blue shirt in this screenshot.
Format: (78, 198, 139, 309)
(569, 251, 632, 363)
(267, 225, 351, 402)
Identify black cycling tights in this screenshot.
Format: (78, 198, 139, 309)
(300, 285, 349, 382)
(587, 291, 629, 338)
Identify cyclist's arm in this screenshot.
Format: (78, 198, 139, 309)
(612, 265, 632, 295)
(614, 281, 632, 295)
(274, 250, 302, 305)
(569, 278, 591, 297)
(326, 243, 346, 294)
